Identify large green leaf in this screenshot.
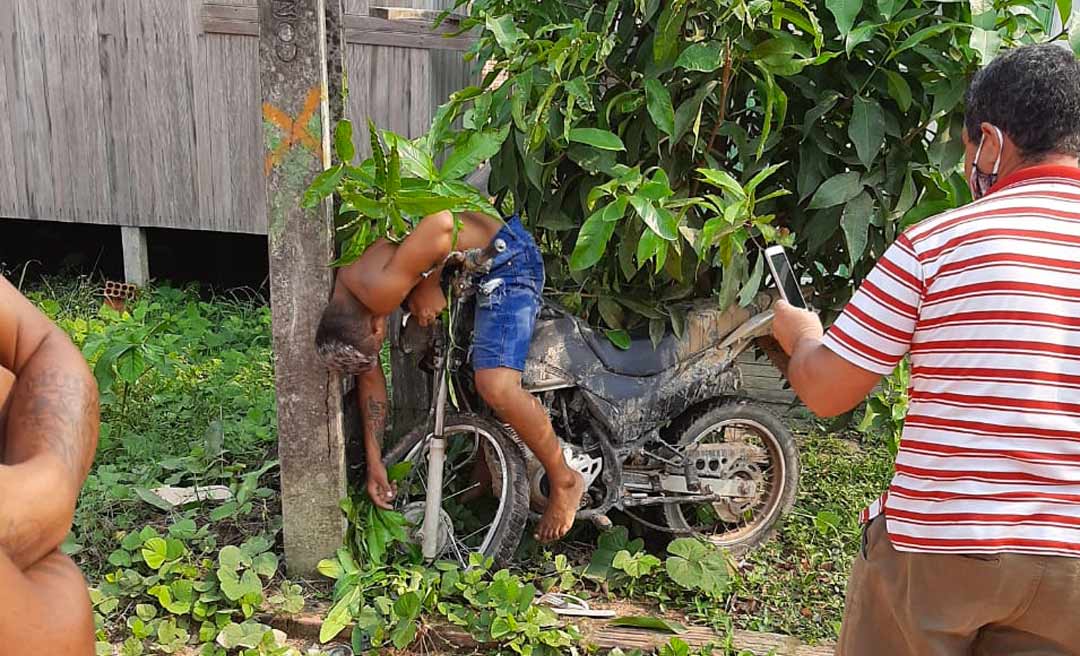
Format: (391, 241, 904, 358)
(586, 527, 645, 580)
(801, 91, 840, 140)
(665, 538, 730, 599)
(846, 22, 878, 54)
(486, 14, 524, 51)
(645, 79, 676, 136)
(738, 254, 764, 306)
(570, 201, 623, 270)
(440, 126, 510, 180)
(841, 191, 874, 267)
(141, 538, 170, 570)
(698, 168, 746, 199)
(334, 119, 355, 163)
(807, 172, 863, 209)
(630, 196, 678, 240)
(320, 592, 355, 643)
(969, 27, 1003, 63)
(605, 329, 632, 350)
(1071, 6, 1080, 55)
(884, 71, 913, 113)
(849, 96, 885, 169)
(672, 81, 717, 145)
(826, 0, 864, 35)
(891, 23, 965, 58)
(384, 132, 436, 180)
(394, 191, 463, 217)
(301, 164, 344, 209)
(568, 127, 626, 151)
(718, 251, 747, 309)
(654, 2, 687, 63)
(637, 229, 667, 268)
(610, 616, 688, 634)
(674, 41, 724, 71)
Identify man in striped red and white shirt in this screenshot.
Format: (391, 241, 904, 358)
(773, 44, 1080, 655)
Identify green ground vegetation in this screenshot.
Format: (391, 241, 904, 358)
(16, 278, 896, 654)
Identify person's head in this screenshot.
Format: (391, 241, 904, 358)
(963, 43, 1080, 199)
(315, 291, 386, 375)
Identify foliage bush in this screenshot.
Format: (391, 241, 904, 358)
(27, 283, 281, 571)
(308, 0, 1074, 334)
(858, 357, 910, 455)
(314, 474, 740, 655)
(90, 522, 307, 656)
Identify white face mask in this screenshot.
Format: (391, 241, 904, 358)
(969, 125, 1004, 200)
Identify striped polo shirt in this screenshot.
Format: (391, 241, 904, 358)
(822, 165, 1080, 556)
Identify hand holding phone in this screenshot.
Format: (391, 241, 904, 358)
(764, 245, 807, 309)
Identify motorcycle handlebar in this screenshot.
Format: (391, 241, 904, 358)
(444, 240, 502, 275)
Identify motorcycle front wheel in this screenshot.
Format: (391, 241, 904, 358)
(663, 400, 799, 553)
(383, 413, 530, 567)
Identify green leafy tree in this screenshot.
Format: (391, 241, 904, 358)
(307, 0, 1072, 333)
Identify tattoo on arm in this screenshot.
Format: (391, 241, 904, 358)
(6, 368, 98, 479)
(364, 398, 388, 450)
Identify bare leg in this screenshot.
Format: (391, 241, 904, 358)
(0, 549, 95, 655)
(475, 368, 584, 542)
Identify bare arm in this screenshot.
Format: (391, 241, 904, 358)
(0, 547, 95, 654)
(358, 362, 389, 466)
(0, 277, 99, 569)
(787, 338, 881, 417)
(357, 355, 397, 509)
(406, 267, 448, 327)
(772, 301, 881, 418)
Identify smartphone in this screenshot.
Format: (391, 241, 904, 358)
(764, 245, 807, 309)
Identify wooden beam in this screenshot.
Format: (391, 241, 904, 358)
(260, 0, 349, 577)
(120, 226, 150, 287)
(366, 6, 465, 23)
(203, 3, 475, 50)
(343, 14, 474, 51)
(202, 3, 260, 36)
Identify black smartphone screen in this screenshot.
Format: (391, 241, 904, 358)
(765, 247, 807, 309)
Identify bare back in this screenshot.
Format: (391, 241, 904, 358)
(336, 211, 502, 316)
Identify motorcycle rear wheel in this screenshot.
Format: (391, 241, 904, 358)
(383, 413, 530, 567)
(663, 400, 799, 553)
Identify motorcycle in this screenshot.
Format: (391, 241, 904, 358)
(382, 247, 799, 566)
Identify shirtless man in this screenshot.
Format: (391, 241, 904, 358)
(0, 276, 99, 655)
(315, 209, 585, 542)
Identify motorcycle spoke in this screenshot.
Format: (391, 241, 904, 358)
(442, 482, 481, 503)
(459, 522, 494, 545)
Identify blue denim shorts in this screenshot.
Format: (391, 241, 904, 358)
(472, 215, 544, 372)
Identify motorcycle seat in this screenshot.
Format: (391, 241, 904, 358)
(578, 322, 681, 377)
(532, 293, 777, 379)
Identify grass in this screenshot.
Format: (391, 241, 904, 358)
(13, 275, 897, 652)
(731, 430, 892, 642)
(19, 277, 280, 576)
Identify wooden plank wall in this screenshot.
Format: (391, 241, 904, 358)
(737, 351, 802, 414)
(0, 0, 474, 235)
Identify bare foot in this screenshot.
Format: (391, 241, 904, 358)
(534, 471, 585, 543)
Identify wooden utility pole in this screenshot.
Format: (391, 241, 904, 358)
(259, 0, 347, 577)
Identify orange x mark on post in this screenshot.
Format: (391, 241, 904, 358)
(263, 86, 323, 177)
